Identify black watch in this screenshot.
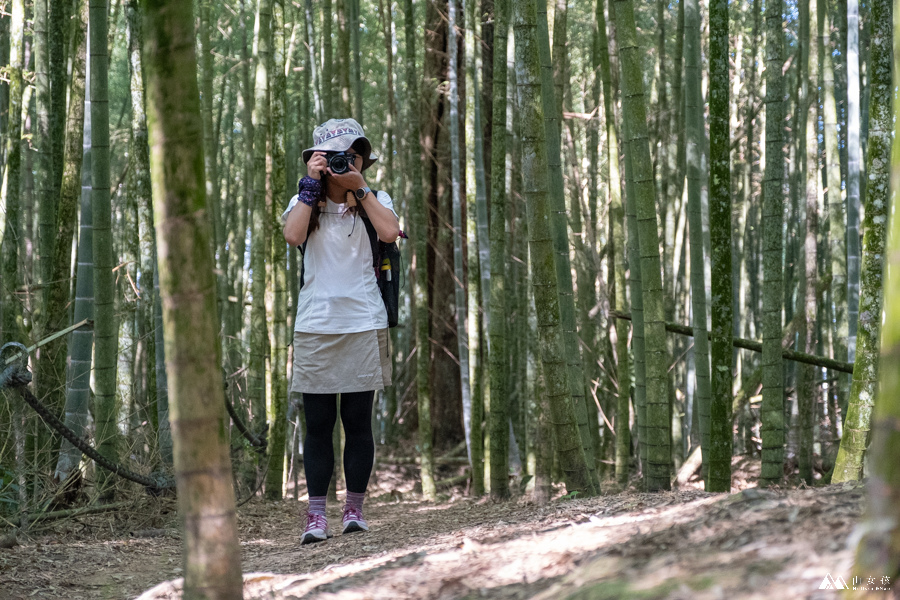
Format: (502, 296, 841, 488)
(355, 186, 372, 200)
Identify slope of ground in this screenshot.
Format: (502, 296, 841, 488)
(0, 476, 876, 600)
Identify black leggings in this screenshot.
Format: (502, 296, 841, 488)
(302, 391, 375, 497)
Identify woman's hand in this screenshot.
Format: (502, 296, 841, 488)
(307, 151, 328, 180)
(326, 163, 367, 192)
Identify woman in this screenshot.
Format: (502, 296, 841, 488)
(282, 118, 400, 545)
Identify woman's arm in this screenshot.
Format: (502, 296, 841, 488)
(328, 164, 400, 242)
(283, 199, 312, 247)
(283, 152, 328, 246)
(359, 191, 401, 242)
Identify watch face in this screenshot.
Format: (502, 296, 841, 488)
(356, 187, 367, 199)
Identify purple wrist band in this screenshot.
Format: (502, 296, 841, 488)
(298, 176, 322, 207)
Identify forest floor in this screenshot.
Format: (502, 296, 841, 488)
(0, 456, 882, 600)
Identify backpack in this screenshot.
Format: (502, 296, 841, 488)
(298, 194, 405, 328)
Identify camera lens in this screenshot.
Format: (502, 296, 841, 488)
(328, 154, 350, 174)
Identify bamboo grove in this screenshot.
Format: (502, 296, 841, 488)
(1, 0, 899, 527)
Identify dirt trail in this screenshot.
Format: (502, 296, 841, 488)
(0, 479, 875, 600)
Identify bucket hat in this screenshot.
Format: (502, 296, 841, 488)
(302, 118, 378, 171)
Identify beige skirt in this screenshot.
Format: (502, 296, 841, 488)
(291, 329, 392, 394)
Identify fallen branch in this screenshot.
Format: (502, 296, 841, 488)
(609, 311, 853, 374)
(23, 500, 134, 524)
(435, 470, 470, 488)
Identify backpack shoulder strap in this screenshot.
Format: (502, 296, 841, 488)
(360, 192, 381, 272)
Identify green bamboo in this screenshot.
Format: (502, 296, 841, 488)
(489, 0, 510, 500)
(34, 0, 53, 304)
(707, 0, 733, 493)
(323, 0, 333, 115)
(853, 0, 900, 576)
(466, 0, 488, 498)
(832, 0, 892, 483)
(125, 0, 160, 460)
(250, 0, 272, 460)
(142, 0, 244, 595)
(448, 0, 474, 484)
(759, 0, 786, 487)
(684, 0, 712, 482)
(514, 0, 594, 497)
(91, 0, 119, 501)
(0, 0, 25, 345)
(613, 0, 671, 491)
(265, 0, 288, 501)
(350, 0, 362, 123)
(595, 0, 630, 486)
(49, 0, 67, 192)
(404, 0, 436, 500)
(304, 0, 324, 122)
(797, 0, 819, 485)
(53, 0, 89, 484)
(535, 0, 598, 490)
(846, 0, 862, 361)
(200, 0, 227, 321)
(822, 0, 849, 420)
(39, 0, 86, 485)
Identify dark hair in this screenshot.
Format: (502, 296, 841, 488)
(305, 144, 368, 237)
(305, 186, 367, 238)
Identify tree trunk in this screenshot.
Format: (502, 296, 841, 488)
(126, 0, 166, 467)
(797, 0, 819, 485)
(537, 0, 599, 490)
(822, 0, 849, 424)
(200, 0, 226, 321)
(350, 0, 363, 123)
(53, 0, 90, 484)
(406, 0, 436, 500)
(90, 0, 120, 501)
(595, 0, 630, 486)
(250, 0, 272, 484)
(759, 0, 786, 487)
(846, 0, 862, 363)
(466, 0, 488, 498)
(0, 0, 25, 345)
(304, 0, 324, 122)
(853, 0, 900, 575)
(488, 0, 510, 501)
(514, 0, 594, 497)
(141, 0, 243, 595)
(448, 0, 474, 482)
(684, 0, 712, 483)
(832, 0, 891, 483)
(613, 0, 671, 492)
(707, 0, 733, 493)
(265, 0, 288, 501)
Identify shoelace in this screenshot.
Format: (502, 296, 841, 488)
(305, 513, 328, 531)
(343, 507, 364, 522)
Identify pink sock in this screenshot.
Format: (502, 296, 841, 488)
(346, 491, 365, 512)
(308, 496, 326, 516)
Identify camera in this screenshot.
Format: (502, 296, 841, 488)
(326, 151, 356, 175)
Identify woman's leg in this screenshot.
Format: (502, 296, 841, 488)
(302, 393, 339, 500)
(339, 390, 376, 494)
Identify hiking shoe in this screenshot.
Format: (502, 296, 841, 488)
(301, 512, 332, 545)
(342, 506, 369, 534)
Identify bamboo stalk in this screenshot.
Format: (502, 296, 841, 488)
(3, 319, 93, 366)
(609, 311, 854, 374)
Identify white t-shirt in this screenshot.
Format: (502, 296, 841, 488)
(281, 190, 397, 334)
